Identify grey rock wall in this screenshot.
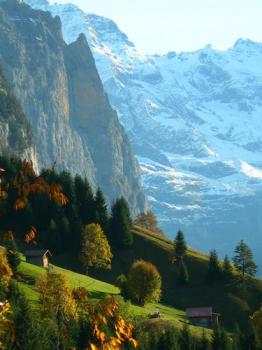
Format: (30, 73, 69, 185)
(0, 0, 147, 213)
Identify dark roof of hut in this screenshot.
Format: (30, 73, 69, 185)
(24, 250, 52, 257)
(186, 307, 213, 318)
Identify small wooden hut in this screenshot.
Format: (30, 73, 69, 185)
(186, 307, 219, 327)
(25, 250, 52, 268)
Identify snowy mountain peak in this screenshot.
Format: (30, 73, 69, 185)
(87, 14, 134, 47)
(234, 38, 261, 49)
(25, 0, 48, 7)
(24, 0, 262, 272)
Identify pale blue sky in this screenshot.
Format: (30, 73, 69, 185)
(50, 0, 262, 54)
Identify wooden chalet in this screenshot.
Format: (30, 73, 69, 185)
(186, 307, 219, 327)
(25, 250, 52, 268)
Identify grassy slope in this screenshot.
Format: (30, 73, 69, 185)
(17, 261, 209, 337)
(89, 226, 262, 329)
(20, 225, 262, 330)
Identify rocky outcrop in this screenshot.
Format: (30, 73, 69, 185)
(0, 0, 147, 213)
(0, 66, 38, 167)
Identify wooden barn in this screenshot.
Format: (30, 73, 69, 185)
(186, 307, 219, 327)
(25, 250, 52, 268)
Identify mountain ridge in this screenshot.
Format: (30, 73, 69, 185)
(23, 0, 262, 272)
(0, 0, 147, 214)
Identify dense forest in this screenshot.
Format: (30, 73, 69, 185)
(0, 156, 262, 349)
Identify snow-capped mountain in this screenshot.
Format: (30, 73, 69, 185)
(25, 0, 262, 271)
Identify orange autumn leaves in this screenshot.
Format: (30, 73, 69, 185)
(0, 301, 15, 349)
(0, 160, 139, 350)
(88, 299, 138, 350)
(12, 160, 68, 210)
(0, 160, 68, 210)
(0, 160, 68, 244)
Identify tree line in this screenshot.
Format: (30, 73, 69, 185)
(0, 156, 261, 349)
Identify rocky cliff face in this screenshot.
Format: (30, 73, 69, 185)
(0, 0, 147, 213)
(0, 66, 38, 166)
(24, 0, 262, 271)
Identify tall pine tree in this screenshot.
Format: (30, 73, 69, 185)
(94, 188, 109, 233)
(233, 240, 257, 280)
(174, 230, 187, 263)
(206, 250, 221, 284)
(74, 175, 96, 225)
(110, 197, 133, 249)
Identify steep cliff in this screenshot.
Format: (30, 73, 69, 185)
(0, 0, 147, 213)
(0, 66, 37, 165)
(23, 0, 262, 271)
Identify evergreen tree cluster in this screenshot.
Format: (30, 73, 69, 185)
(137, 323, 261, 350)
(0, 156, 133, 258)
(206, 240, 257, 284)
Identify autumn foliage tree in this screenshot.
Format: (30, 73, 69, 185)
(0, 159, 138, 349)
(0, 159, 68, 244)
(134, 210, 164, 236)
(36, 270, 77, 319)
(127, 260, 162, 306)
(2, 231, 20, 275)
(0, 248, 13, 295)
(0, 301, 14, 349)
(80, 223, 113, 273)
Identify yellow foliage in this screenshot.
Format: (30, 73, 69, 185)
(0, 249, 13, 289)
(0, 301, 15, 349)
(36, 270, 77, 320)
(72, 286, 89, 311)
(127, 260, 162, 306)
(80, 224, 113, 271)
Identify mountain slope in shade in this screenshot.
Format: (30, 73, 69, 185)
(0, 66, 38, 167)
(24, 0, 262, 272)
(0, 0, 147, 213)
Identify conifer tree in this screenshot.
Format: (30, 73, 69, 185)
(239, 321, 261, 350)
(110, 197, 133, 249)
(174, 230, 187, 263)
(212, 326, 232, 350)
(179, 260, 189, 285)
(222, 255, 233, 279)
(74, 175, 96, 224)
(45, 219, 60, 253)
(94, 187, 109, 232)
(179, 325, 194, 350)
(197, 330, 212, 350)
(157, 326, 180, 350)
(13, 288, 41, 350)
(207, 249, 221, 284)
(233, 240, 257, 279)
(59, 216, 71, 250)
(232, 324, 242, 350)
